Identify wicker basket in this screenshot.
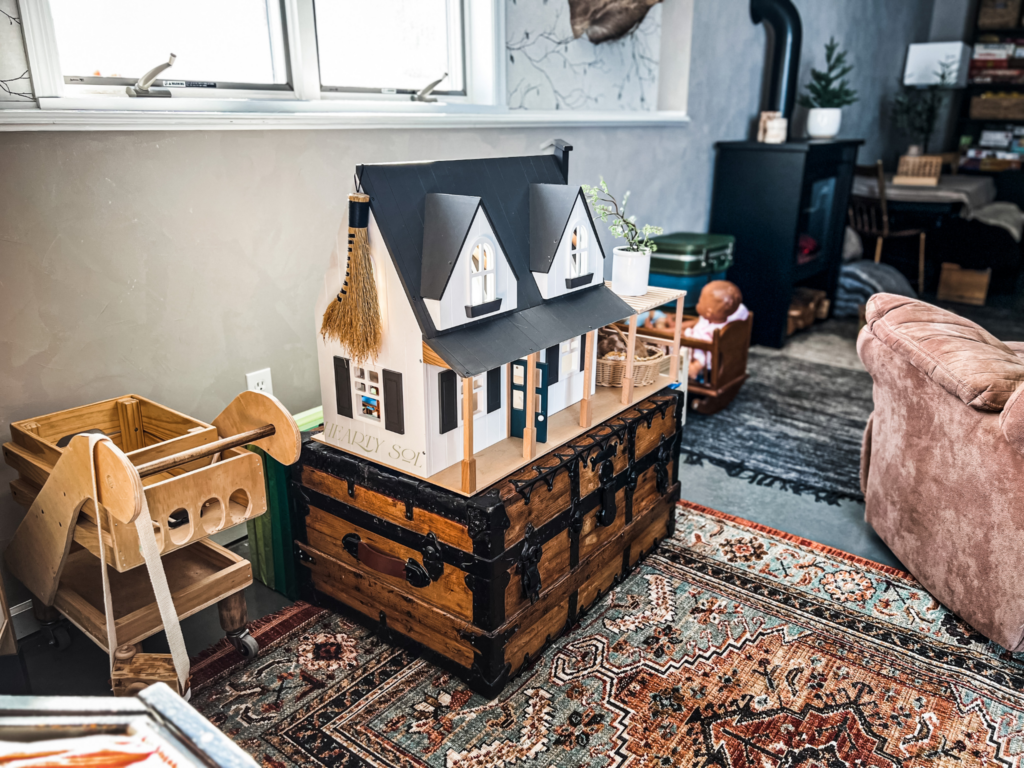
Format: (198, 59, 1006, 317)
(596, 326, 666, 388)
(978, 0, 1022, 29)
(896, 154, 942, 178)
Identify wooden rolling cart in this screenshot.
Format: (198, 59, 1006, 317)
(2, 391, 300, 681)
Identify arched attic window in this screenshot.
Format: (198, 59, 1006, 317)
(470, 242, 496, 305)
(569, 224, 588, 278)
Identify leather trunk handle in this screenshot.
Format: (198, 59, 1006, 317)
(342, 533, 431, 588)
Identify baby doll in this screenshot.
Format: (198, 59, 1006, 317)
(685, 280, 749, 381)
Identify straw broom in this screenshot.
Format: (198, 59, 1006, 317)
(320, 193, 382, 364)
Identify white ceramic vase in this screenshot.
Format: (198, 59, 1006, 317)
(807, 107, 842, 139)
(611, 246, 651, 297)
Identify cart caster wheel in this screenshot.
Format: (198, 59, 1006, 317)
(45, 624, 71, 651)
(229, 630, 259, 660)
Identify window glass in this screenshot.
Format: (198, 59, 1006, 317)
(51, 0, 288, 86)
(513, 390, 524, 410)
(315, 0, 464, 93)
(470, 242, 496, 306)
(569, 224, 588, 278)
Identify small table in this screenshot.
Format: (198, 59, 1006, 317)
(851, 173, 996, 215)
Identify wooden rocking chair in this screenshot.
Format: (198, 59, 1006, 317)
(848, 160, 927, 289)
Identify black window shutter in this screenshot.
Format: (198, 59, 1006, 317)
(546, 344, 560, 384)
(334, 356, 353, 418)
(579, 334, 587, 371)
(439, 370, 458, 434)
(382, 369, 405, 434)
(486, 367, 501, 413)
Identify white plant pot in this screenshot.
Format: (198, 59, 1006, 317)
(807, 107, 842, 139)
(611, 246, 651, 297)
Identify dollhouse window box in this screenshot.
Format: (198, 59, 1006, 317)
(464, 298, 502, 318)
(565, 273, 594, 289)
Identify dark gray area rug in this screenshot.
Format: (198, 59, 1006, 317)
(680, 348, 874, 505)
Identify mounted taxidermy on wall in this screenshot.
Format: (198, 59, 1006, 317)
(569, 0, 663, 43)
(320, 192, 383, 364)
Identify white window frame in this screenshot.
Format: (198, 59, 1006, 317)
(352, 364, 383, 423)
(560, 337, 580, 376)
(18, 0, 503, 111)
(7, 0, 694, 129)
(568, 221, 588, 279)
(469, 240, 496, 306)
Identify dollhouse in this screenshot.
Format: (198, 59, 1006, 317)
(314, 142, 686, 494)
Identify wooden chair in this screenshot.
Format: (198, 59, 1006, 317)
(848, 160, 927, 289)
(678, 313, 753, 415)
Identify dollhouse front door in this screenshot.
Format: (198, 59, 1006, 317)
(510, 359, 549, 443)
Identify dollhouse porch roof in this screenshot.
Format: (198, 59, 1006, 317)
(357, 153, 634, 377)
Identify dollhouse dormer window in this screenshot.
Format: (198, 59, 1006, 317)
(569, 224, 587, 278)
(470, 242, 496, 306)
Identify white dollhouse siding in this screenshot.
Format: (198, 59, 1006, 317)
(424, 208, 518, 332)
(423, 363, 509, 477)
(316, 211, 431, 478)
(543, 332, 597, 416)
(533, 195, 604, 301)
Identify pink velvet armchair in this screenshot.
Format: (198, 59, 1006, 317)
(859, 293, 1024, 652)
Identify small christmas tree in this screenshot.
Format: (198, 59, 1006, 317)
(798, 37, 858, 109)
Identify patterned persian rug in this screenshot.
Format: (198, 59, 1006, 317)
(191, 502, 1024, 767)
(680, 349, 874, 505)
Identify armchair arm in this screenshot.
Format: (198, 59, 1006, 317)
(1000, 382, 1024, 458)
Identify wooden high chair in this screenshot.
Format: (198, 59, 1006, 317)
(679, 312, 753, 415)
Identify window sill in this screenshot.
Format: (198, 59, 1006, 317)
(0, 101, 691, 131)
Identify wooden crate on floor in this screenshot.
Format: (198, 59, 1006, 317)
(937, 262, 991, 306)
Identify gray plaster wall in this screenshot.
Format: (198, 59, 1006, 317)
(0, 0, 934, 603)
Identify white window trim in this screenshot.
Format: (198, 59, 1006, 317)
(4, 0, 693, 130)
(568, 221, 588, 279)
(469, 240, 497, 306)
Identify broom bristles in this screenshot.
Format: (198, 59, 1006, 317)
(321, 226, 382, 364)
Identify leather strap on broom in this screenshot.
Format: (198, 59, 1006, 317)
(321, 192, 383, 363)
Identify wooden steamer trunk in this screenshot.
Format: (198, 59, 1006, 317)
(292, 390, 682, 698)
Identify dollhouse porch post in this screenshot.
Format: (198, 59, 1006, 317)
(579, 329, 596, 428)
(670, 300, 684, 381)
(461, 376, 476, 494)
(621, 314, 638, 405)
(523, 352, 539, 460)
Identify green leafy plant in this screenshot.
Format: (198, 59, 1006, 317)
(582, 178, 663, 252)
(798, 37, 858, 109)
(891, 59, 955, 154)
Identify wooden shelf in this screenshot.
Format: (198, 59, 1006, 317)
(54, 539, 251, 652)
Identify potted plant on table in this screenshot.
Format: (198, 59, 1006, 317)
(582, 179, 663, 297)
(798, 37, 858, 140)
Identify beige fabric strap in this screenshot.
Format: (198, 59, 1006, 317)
(90, 437, 118, 676)
(134, 496, 191, 694)
(90, 437, 190, 696)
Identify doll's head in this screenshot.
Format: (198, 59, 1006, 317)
(695, 280, 743, 324)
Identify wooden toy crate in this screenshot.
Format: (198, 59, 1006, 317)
(3, 395, 268, 572)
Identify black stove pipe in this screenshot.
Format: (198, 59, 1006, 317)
(750, 0, 802, 119)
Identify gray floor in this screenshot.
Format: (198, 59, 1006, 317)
(677, 315, 902, 572)
(677, 460, 901, 570)
(10, 539, 291, 696)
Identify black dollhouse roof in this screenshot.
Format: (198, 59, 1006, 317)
(529, 184, 605, 274)
(357, 150, 633, 377)
(420, 194, 514, 301)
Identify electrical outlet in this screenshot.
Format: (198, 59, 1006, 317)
(246, 368, 273, 396)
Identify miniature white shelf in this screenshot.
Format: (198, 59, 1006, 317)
(606, 283, 687, 315)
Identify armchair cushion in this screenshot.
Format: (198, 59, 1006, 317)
(865, 294, 1024, 412)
